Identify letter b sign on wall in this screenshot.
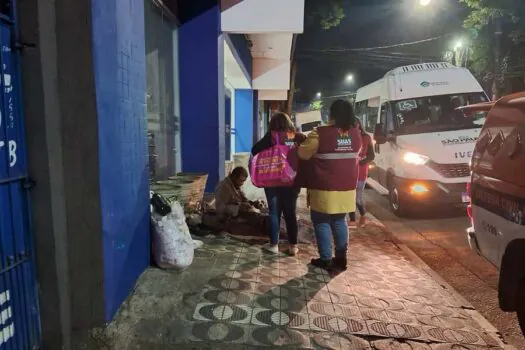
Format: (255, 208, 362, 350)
(0, 30, 24, 181)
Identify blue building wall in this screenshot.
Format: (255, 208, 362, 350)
(226, 33, 254, 153)
(92, 0, 150, 321)
(179, 6, 225, 191)
(234, 89, 254, 152)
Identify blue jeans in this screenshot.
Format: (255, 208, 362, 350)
(311, 210, 349, 261)
(265, 187, 300, 245)
(349, 180, 366, 221)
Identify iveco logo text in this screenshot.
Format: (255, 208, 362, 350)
(455, 151, 473, 159)
(420, 81, 450, 87)
(441, 136, 477, 146)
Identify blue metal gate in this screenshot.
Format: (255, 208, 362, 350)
(0, 0, 41, 349)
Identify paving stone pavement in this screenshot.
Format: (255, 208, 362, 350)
(102, 220, 505, 350)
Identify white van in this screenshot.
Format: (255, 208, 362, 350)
(355, 62, 489, 216)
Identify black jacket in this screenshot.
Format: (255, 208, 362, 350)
(251, 132, 272, 156)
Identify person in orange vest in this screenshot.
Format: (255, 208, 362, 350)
(297, 100, 362, 270)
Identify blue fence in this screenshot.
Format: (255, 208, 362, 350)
(0, 1, 41, 348)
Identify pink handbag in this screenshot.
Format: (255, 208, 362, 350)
(250, 132, 297, 188)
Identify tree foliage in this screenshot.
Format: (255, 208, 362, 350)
(460, 0, 525, 42)
(305, 0, 345, 30)
(458, 0, 525, 95)
(310, 100, 323, 111)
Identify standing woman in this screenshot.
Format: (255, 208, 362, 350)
(348, 119, 375, 228)
(252, 113, 304, 256)
(297, 100, 362, 270)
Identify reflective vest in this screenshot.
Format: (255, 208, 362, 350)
(303, 125, 362, 191)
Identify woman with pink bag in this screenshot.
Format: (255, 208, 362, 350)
(251, 113, 306, 256)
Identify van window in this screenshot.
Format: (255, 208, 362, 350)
(379, 104, 388, 131)
(385, 105, 395, 133)
(392, 92, 488, 135)
(356, 100, 379, 133)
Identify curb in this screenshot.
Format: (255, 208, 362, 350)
(365, 212, 514, 349)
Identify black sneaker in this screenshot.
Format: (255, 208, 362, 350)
(310, 258, 334, 270)
(333, 256, 347, 271)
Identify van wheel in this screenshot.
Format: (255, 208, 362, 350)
(388, 177, 411, 217)
(517, 279, 525, 335)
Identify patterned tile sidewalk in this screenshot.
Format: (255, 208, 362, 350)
(101, 220, 504, 350)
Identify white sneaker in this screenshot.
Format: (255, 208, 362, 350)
(288, 245, 299, 256)
(263, 243, 279, 254)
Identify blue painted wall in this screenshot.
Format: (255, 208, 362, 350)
(92, 0, 150, 321)
(234, 89, 254, 152)
(179, 6, 225, 191)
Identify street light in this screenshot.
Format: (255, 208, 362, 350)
(419, 0, 431, 6)
(316, 92, 322, 99)
(345, 74, 354, 82)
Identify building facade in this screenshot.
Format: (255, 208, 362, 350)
(1, 0, 304, 348)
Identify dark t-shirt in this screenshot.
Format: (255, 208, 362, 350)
(251, 132, 272, 156)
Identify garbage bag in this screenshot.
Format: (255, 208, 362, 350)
(152, 201, 195, 269)
(193, 240, 204, 249)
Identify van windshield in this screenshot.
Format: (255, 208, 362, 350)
(393, 92, 489, 135)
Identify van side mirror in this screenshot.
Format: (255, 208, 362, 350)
(374, 124, 387, 145)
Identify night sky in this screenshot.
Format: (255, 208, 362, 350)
(295, 0, 468, 103)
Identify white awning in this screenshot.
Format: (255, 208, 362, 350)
(258, 90, 288, 101)
(221, 0, 304, 34)
(221, 0, 304, 98)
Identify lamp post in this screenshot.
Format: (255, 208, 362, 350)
(316, 92, 322, 99)
(345, 74, 354, 83)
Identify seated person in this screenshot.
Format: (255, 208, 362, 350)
(215, 166, 262, 222)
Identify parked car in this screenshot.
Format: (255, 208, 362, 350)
(463, 92, 525, 334)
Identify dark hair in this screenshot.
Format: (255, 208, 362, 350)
(329, 99, 356, 130)
(231, 166, 248, 178)
(269, 112, 294, 132)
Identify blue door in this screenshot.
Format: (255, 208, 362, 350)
(0, 1, 41, 348)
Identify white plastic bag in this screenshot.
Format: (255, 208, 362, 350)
(232, 153, 266, 201)
(193, 240, 204, 249)
(152, 201, 195, 269)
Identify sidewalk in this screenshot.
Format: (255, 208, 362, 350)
(97, 209, 505, 349)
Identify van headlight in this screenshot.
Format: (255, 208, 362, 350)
(403, 152, 429, 165)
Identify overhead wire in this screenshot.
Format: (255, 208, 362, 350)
(298, 33, 455, 52)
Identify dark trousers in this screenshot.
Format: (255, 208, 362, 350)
(264, 187, 300, 245)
